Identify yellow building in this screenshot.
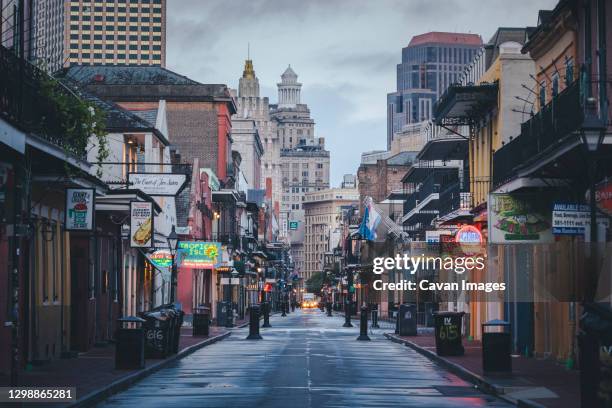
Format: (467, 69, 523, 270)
(433, 28, 535, 342)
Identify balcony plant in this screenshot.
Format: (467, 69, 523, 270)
(39, 76, 109, 177)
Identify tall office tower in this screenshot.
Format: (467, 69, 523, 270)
(386, 32, 482, 149)
(28, 0, 166, 72)
(233, 58, 281, 208)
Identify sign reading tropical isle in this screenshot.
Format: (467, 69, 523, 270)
(177, 241, 221, 269)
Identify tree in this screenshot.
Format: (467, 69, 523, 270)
(305, 271, 326, 295)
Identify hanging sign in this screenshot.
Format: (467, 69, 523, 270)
(177, 241, 221, 269)
(130, 201, 154, 248)
(149, 250, 173, 268)
(596, 180, 612, 216)
(65, 188, 95, 231)
(128, 173, 187, 196)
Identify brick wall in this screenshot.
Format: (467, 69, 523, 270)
(166, 102, 219, 172)
(357, 161, 410, 213)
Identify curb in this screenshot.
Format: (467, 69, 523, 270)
(68, 331, 231, 408)
(384, 333, 544, 408)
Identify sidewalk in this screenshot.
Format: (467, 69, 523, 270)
(385, 332, 580, 408)
(1, 325, 237, 407)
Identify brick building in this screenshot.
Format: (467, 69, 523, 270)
(357, 151, 417, 213)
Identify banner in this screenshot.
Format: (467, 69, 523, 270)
(130, 201, 154, 248)
(488, 193, 553, 243)
(65, 188, 95, 231)
(177, 241, 221, 269)
(128, 173, 187, 196)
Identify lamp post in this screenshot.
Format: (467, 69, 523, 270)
(167, 225, 179, 304)
(578, 100, 606, 408)
(228, 268, 239, 327)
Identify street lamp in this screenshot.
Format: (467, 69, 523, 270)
(578, 100, 607, 408)
(167, 225, 179, 303)
(580, 113, 606, 300)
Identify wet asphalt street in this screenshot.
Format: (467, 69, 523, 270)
(97, 309, 511, 408)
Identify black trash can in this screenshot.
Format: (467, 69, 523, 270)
(193, 305, 211, 336)
(433, 311, 465, 356)
(398, 303, 417, 336)
(115, 316, 145, 369)
(482, 319, 512, 372)
(141, 310, 173, 358)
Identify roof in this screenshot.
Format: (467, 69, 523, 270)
(281, 65, 298, 79)
(60, 81, 170, 145)
(386, 151, 419, 166)
(408, 32, 483, 47)
(56, 65, 236, 113)
(523, 0, 574, 54)
(131, 109, 158, 125)
(58, 65, 199, 85)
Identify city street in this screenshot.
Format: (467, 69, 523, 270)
(97, 310, 511, 408)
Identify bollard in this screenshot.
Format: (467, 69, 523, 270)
(395, 310, 400, 334)
(281, 301, 287, 317)
(343, 299, 353, 327)
(326, 302, 332, 317)
(246, 304, 263, 340)
(371, 309, 379, 329)
(262, 301, 271, 328)
(357, 306, 371, 341)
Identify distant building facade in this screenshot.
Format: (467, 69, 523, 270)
(27, 0, 166, 72)
(303, 187, 359, 282)
(386, 32, 482, 149)
(270, 66, 330, 241)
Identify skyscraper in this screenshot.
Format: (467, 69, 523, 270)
(29, 0, 166, 72)
(386, 32, 482, 149)
(232, 58, 275, 193)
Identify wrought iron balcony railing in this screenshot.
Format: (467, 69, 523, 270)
(493, 80, 583, 187)
(0, 45, 90, 158)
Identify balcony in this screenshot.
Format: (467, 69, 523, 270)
(212, 232, 240, 249)
(402, 170, 459, 221)
(0, 45, 92, 158)
(493, 80, 583, 188)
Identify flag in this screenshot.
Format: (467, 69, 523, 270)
(359, 197, 382, 240)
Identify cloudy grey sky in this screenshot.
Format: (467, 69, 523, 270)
(166, 0, 557, 186)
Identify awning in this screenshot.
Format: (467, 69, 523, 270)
(95, 189, 162, 214)
(401, 166, 457, 183)
(434, 82, 498, 126)
(212, 189, 240, 203)
(417, 137, 469, 161)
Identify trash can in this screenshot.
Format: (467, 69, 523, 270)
(398, 303, 417, 336)
(141, 309, 173, 358)
(193, 305, 211, 336)
(482, 319, 512, 372)
(115, 316, 145, 369)
(433, 311, 465, 356)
